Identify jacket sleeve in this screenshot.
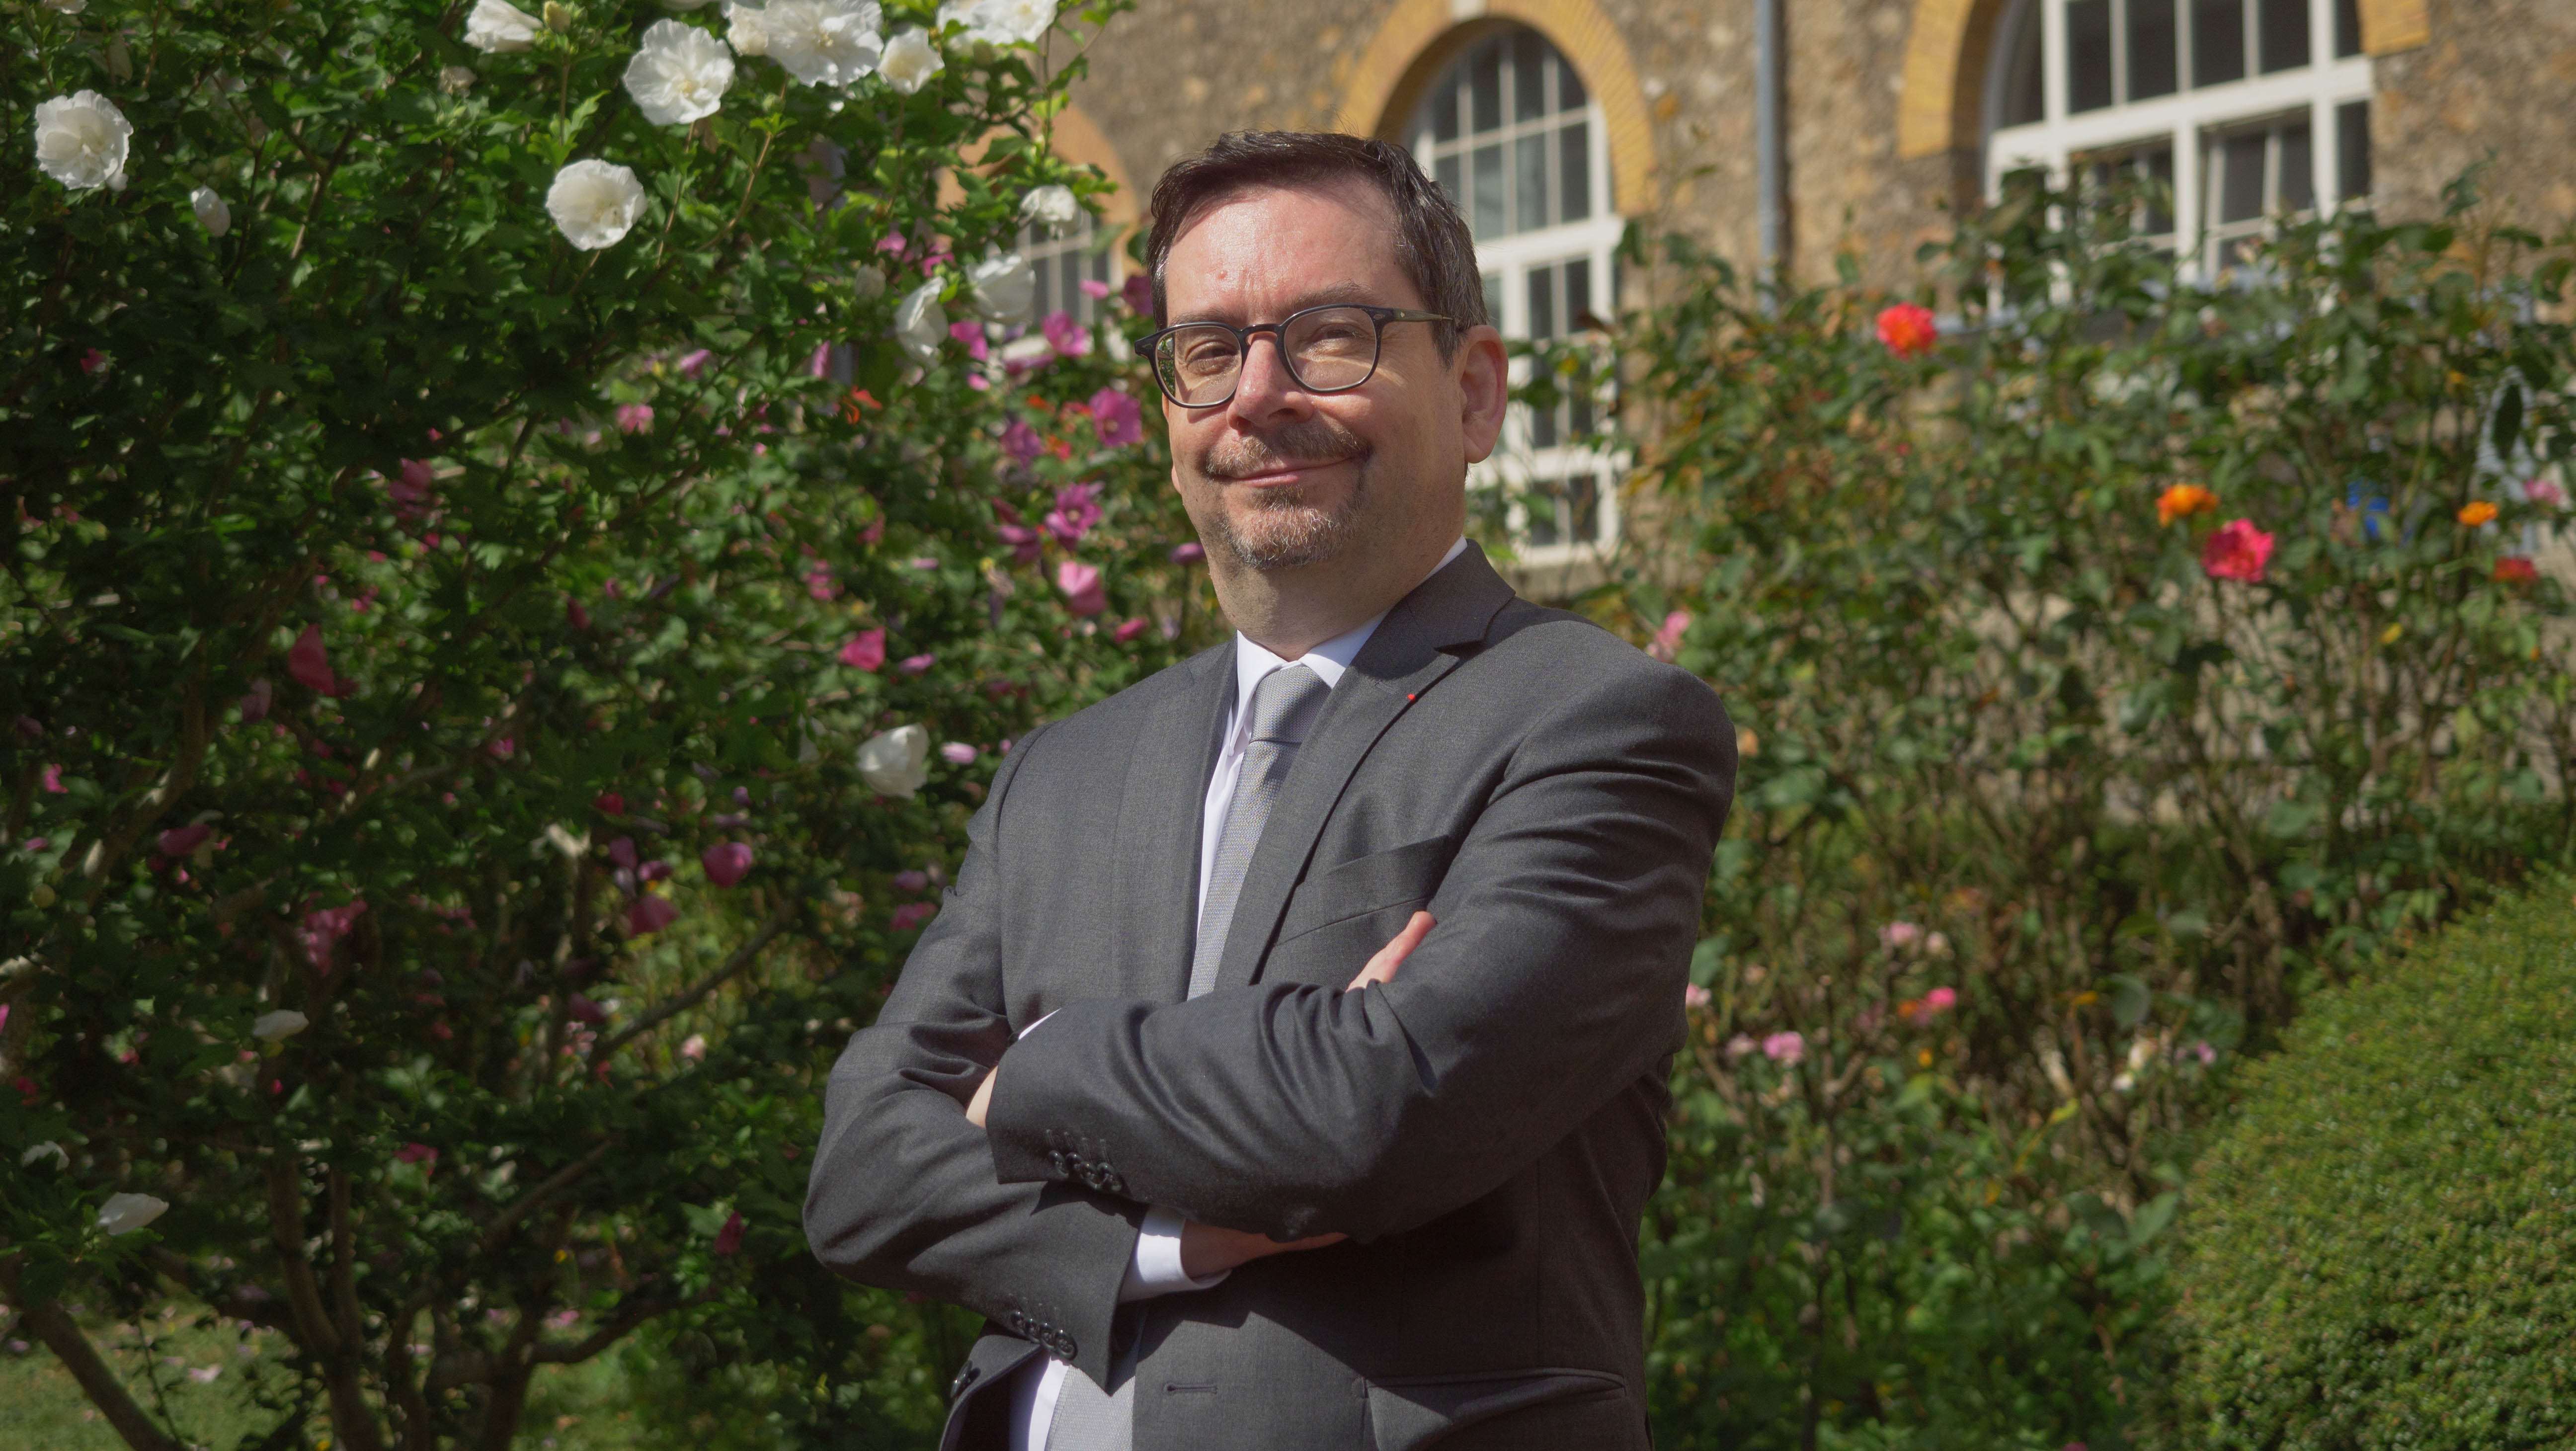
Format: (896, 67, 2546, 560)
(980, 666, 1736, 1244)
(803, 725, 1144, 1389)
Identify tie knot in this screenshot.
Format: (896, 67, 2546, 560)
(1247, 663, 1331, 746)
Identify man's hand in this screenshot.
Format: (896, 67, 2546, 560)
(1346, 910, 1434, 992)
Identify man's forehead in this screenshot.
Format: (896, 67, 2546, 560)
(1161, 179, 1414, 315)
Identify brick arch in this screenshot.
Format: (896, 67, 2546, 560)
(1894, 0, 2432, 161)
(1336, 0, 1657, 216)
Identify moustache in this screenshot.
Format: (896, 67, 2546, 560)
(1198, 419, 1369, 482)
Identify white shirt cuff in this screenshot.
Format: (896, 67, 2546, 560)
(1117, 1205, 1230, 1302)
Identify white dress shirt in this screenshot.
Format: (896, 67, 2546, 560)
(1005, 538, 1468, 1450)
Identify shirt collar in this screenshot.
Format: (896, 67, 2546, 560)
(1229, 537, 1467, 722)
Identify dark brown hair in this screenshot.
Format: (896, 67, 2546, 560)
(1142, 131, 1487, 357)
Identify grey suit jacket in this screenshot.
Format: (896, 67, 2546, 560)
(804, 544, 1735, 1451)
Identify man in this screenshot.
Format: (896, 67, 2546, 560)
(805, 131, 1735, 1451)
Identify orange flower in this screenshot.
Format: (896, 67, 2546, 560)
(1875, 302, 1938, 360)
(2457, 500, 2499, 527)
(2495, 556, 2538, 584)
(2157, 484, 2218, 526)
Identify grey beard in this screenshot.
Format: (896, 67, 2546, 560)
(1210, 464, 1369, 571)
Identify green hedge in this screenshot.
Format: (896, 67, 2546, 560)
(2175, 880, 2576, 1447)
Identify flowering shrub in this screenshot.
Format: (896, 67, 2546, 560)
(1615, 174, 2575, 1445)
(1, 0, 1197, 1445)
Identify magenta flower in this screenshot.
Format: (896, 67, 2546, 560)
(1114, 617, 1150, 643)
(395, 1142, 438, 1166)
(637, 859, 672, 884)
(616, 403, 654, 434)
(713, 1209, 745, 1256)
(157, 824, 212, 858)
(1079, 278, 1112, 300)
(1121, 274, 1154, 316)
(2527, 479, 2567, 507)
(1045, 482, 1102, 545)
(298, 899, 368, 972)
(890, 901, 937, 932)
(627, 895, 678, 936)
(1648, 610, 1690, 662)
(594, 792, 626, 815)
(899, 653, 936, 674)
(1878, 921, 1924, 951)
(939, 742, 978, 765)
(287, 624, 337, 694)
(893, 869, 930, 892)
(1760, 1031, 1805, 1064)
(1169, 541, 1205, 565)
(1683, 983, 1712, 1010)
(567, 994, 608, 1025)
(676, 348, 713, 377)
(807, 342, 834, 378)
(41, 764, 65, 794)
(234, 678, 272, 723)
(1056, 560, 1107, 617)
(947, 321, 989, 362)
(702, 842, 754, 887)
(1000, 418, 1046, 464)
(1042, 311, 1092, 359)
(839, 629, 887, 671)
(680, 1034, 707, 1061)
(606, 836, 639, 872)
(1088, 388, 1143, 447)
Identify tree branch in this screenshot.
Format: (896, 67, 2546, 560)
(528, 1286, 714, 1366)
(0, 1254, 185, 1451)
(590, 907, 796, 1066)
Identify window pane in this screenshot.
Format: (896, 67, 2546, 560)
(1570, 390, 1596, 438)
(1525, 483, 1562, 546)
(1559, 120, 1592, 222)
(1433, 82, 1460, 143)
(2216, 131, 2266, 223)
(2257, 0, 2309, 70)
(1531, 403, 1559, 448)
(2334, 0, 2362, 56)
(1436, 154, 1463, 209)
(1515, 134, 1548, 233)
(1471, 43, 1503, 132)
(1999, 1, 2045, 126)
(1557, 53, 1586, 112)
(2337, 99, 2372, 198)
(2144, 145, 2176, 234)
(1482, 272, 1505, 326)
(1565, 257, 1593, 330)
(1513, 31, 1546, 122)
(1570, 475, 1600, 545)
(2130, 0, 2179, 99)
(1528, 265, 1557, 341)
(2192, 0, 2246, 85)
(2068, 0, 2114, 111)
(1472, 144, 1506, 236)
(2278, 120, 2314, 211)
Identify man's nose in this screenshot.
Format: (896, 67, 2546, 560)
(1225, 332, 1313, 427)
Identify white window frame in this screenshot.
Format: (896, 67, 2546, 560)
(1020, 210, 1123, 328)
(1406, 29, 1628, 567)
(1984, 0, 2374, 277)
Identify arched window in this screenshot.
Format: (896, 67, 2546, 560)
(1406, 25, 1623, 559)
(1987, 0, 2374, 269)
(1020, 210, 1116, 325)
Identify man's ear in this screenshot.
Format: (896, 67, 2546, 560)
(1456, 324, 1512, 466)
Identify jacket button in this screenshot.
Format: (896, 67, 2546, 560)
(950, 1366, 979, 1398)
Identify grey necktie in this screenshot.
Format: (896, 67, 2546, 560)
(1044, 663, 1331, 1451)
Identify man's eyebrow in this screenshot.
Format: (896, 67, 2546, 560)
(1170, 282, 1386, 326)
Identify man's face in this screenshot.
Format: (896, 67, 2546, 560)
(1157, 181, 1494, 574)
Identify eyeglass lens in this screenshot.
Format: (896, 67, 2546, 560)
(1154, 306, 1384, 406)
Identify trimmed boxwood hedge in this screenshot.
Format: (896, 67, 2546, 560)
(2174, 880, 2576, 1448)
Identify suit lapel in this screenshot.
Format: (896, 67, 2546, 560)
(1110, 640, 1235, 1004)
(1210, 545, 1518, 993)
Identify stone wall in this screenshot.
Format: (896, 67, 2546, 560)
(2371, 0, 2576, 232)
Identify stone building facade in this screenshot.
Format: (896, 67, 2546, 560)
(1033, 0, 2575, 572)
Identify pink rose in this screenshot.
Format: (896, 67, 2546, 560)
(1760, 1031, 1805, 1064)
(839, 629, 887, 671)
(615, 403, 654, 434)
(702, 842, 753, 887)
(1648, 610, 1690, 662)
(1922, 986, 1958, 1015)
(1056, 560, 1106, 617)
(939, 742, 978, 765)
(890, 901, 937, 932)
(2202, 518, 2275, 583)
(1114, 618, 1150, 644)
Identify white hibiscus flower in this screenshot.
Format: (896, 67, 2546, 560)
(31, 90, 130, 191)
(546, 159, 649, 249)
(464, 0, 543, 52)
(624, 19, 734, 125)
(760, 0, 883, 87)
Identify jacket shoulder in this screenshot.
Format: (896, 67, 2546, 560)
(1480, 599, 1727, 719)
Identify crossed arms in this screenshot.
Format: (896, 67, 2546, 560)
(803, 665, 1732, 1386)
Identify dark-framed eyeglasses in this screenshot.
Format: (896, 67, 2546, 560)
(1133, 303, 1453, 409)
